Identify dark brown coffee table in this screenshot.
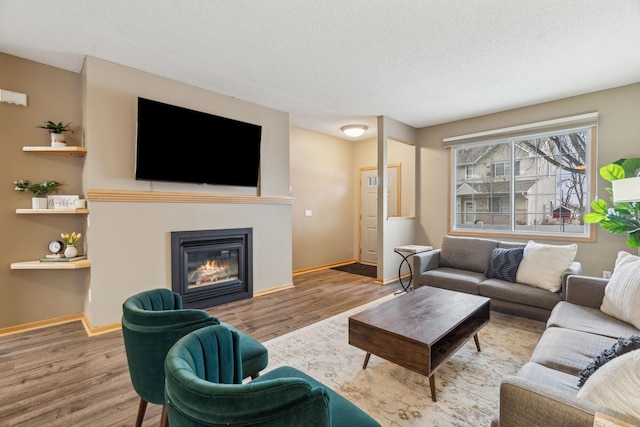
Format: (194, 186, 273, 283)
(348, 286, 490, 402)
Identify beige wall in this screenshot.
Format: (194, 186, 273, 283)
(82, 57, 293, 327)
(378, 117, 419, 282)
(417, 83, 640, 277)
(1, 53, 86, 327)
(3, 49, 639, 329)
(290, 127, 355, 271)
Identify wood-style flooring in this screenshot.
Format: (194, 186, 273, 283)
(0, 269, 400, 426)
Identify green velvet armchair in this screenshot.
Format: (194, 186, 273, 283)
(122, 288, 268, 427)
(165, 325, 381, 427)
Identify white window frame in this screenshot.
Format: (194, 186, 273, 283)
(444, 113, 598, 240)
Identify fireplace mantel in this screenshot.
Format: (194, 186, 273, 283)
(87, 189, 295, 205)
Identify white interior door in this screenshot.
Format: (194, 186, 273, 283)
(359, 166, 400, 265)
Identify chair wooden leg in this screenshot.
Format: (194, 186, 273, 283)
(135, 398, 147, 427)
(251, 372, 260, 380)
(160, 405, 169, 427)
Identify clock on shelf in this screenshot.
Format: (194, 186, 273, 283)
(47, 240, 65, 258)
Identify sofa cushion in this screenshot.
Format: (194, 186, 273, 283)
(479, 278, 561, 310)
(417, 268, 483, 294)
(547, 301, 640, 339)
(577, 349, 640, 419)
(516, 362, 580, 396)
(516, 241, 577, 292)
(530, 327, 617, 376)
(577, 335, 640, 387)
(486, 247, 524, 282)
(600, 251, 640, 329)
(439, 236, 498, 274)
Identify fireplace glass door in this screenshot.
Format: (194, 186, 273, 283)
(187, 247, 239, 289)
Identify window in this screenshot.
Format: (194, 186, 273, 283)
(465, 165, 474, 179)
(448, 116, 596, 238)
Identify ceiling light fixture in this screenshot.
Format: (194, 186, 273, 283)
(341, 124, 368, 137)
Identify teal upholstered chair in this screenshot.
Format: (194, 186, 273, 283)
(165, 325, 381, 427)
(122, 288, 268, 427)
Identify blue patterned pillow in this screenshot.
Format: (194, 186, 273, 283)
(578, 335, 640, 387)
(486, 247, 524, 282)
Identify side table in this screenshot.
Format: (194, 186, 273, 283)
(393, 245, 433, 293)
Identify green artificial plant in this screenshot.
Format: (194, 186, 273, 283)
(14, 179, 62, 198)
(584, 158, 640, 248)
(37, 121, 74, 134)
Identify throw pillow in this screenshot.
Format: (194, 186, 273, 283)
(577, 335, 640, 387)
(577, 349, 640, 419)
(486, 247, 524, 283)
(515, 241, 578, 292)
(600, 251, 640, 329)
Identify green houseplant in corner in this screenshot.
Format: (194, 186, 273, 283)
(37, 121, 74, 147)
(584, 158, 640, 248)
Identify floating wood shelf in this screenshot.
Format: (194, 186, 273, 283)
(10, 259, 91, 270)
(16, 209, 89, 214)
(22, 146, 87, 157)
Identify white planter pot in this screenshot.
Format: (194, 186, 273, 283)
(64, 245, 78, 258)
(51, 132, 66, 142)
(32, 197, 48, 209)
(51, 133, 67, 147)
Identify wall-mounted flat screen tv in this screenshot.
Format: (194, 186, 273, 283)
(135, 97, 262, 187)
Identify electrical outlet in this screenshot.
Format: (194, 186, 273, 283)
(603, 271, 612, 279)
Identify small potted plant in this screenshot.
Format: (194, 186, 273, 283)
(61, 231, 82, 258)
(37, 121, 74, 147)
(14, 179, 62, 209)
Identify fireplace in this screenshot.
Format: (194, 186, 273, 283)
(171, 228, 253, 309)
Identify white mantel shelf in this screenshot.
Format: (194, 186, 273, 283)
(87, 189, 295, 205)
(11, 259, 91, 270)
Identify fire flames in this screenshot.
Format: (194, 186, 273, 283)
(188, 259, 234, 286)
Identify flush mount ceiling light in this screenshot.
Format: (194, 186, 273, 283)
(341, 124, 368, 137)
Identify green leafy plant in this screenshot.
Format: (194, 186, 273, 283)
(584, 158, 640, 248)
(13, 179, 62, 198)
(37, 121, 74, 134)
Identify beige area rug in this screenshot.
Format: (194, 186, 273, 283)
(262, 293, 546, 427)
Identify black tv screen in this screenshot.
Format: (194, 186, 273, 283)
(135, 97, 262, 187)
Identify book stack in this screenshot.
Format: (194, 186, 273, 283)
(39, 255, 87, 262)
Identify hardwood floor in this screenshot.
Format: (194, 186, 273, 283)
(0, 269, 400, 426)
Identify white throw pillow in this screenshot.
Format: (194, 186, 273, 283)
(600, 251, 640, 329)
(515, 241, 577, 292)
(577, 349, 640, 419)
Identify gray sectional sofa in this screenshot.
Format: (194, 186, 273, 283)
(492, 274, 640, 426)
(412, 235, 582, 321)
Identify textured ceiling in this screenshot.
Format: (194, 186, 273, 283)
(1, 0, 640, 140)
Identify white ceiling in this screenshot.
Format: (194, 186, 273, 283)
(1, 1, 640, 140)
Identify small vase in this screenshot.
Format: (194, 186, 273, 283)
(64, 245, 78, 258)
(51, 133, 66, 147)
(32, 197, 48, 209)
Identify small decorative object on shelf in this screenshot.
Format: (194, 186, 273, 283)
(36, 120, 74, 147)
(47, 195, 79, 209)
(14, 179, 62, 209)
(61, 231, 82, 258)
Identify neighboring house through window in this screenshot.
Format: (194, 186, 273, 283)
(445, 113, 597, 239)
